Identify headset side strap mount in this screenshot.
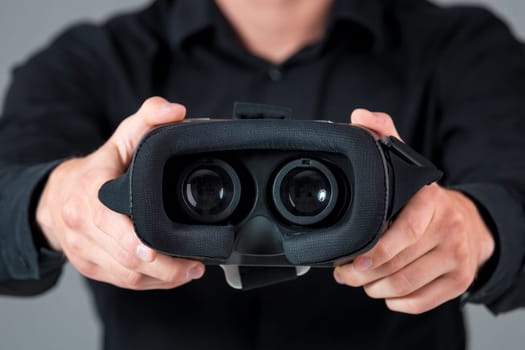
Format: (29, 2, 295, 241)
(381, 136, 443, 217)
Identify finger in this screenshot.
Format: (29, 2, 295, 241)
(70, 249, 194, 290)
(363, 248, 455, 299)
(143, 253, 206, 283)
(350, 109, 402, 139)
(66, 226, 200, 290)
(352, 185, 438, 272)
(62, 227, 150, 289)
(92, 204, 205, 282)
(334, 228, 438, 286)
(92, 204, 156, 263)
(99, 97, 187, 170)
(385, 271, 473, 314)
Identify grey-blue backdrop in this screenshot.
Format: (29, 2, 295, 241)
(0, 1, 523, 349)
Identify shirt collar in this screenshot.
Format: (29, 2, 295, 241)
(328, 0, 389, 50)
(166, 0, 215, 48)
(165, 0, 389, 51)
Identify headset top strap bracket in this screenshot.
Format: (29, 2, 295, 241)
(233, 102, 292, 120)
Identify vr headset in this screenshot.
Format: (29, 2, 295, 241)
(99, 103, 442, 289)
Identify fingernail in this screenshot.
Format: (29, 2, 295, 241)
(355, 256, 373, 271)
(136, 244, 154, 262)
(187, 264, 204, 280)
(350, 109, 366, 124)
(334, 270, 344, 284)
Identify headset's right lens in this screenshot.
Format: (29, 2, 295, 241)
(272, 158, 339, 226)
(280, 168, 331, 217)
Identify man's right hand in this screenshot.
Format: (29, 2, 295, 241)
(35, 97, 205, 290)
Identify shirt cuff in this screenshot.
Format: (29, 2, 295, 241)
(452, 183, 525, 313)
(0, 160, 65, 282)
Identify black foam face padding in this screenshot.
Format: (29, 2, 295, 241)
(125, 120, 387, 265)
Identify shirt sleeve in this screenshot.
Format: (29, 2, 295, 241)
(434, 8, 525, 314)
(0, 24, 109, 295)
(0, 161, 65, 295)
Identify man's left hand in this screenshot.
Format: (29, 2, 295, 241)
(333, 109, 495, 314)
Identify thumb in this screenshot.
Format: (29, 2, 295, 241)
(350, 108, 402, 140)
(99, 97, 186, 170)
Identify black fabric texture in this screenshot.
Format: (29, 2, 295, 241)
(126, 120, 387, 265)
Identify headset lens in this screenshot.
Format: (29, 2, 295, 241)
(180, 160, 240, 222)
(280, 168, 331, 216)
(272, 159, 338, 225)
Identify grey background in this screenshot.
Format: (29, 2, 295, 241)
(0, 0, 524, 349)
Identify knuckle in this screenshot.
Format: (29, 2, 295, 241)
(344, 274, 362, 287)
(163, 266, 186, 284)
(339, 265, 366, 287)
(406, 300, 426, 315)
(404, 218, 422, 243)
(136, 97, 165, 116)
(61, 197, 83, 229)
(392, 273, 413, 296)
(452, 240, 470, 264)
(72, 258, 97, 279)
(124, 271, 144, 289)
(388, 271, 413, 297)
(114, 247, 140, 270)
(373, 241, 393, 262)
(143, 96, 164, 106)
(122, 234, 139, 255)
(384, 255, 404, 274)
(377, 112, 393, 125)
(117, 116, 134, 132)
(453, 269, 474, 291)
(64, 232, 83, 253)
(447, 209, 466, 233)
(80, 264, 97, 279)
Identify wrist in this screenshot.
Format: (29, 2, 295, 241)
(35, 161, 70, 252)
(449, 189, 495, 268)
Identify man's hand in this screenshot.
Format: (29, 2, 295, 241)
(36, 97, 205, 290)
(334, 109, 495, 314)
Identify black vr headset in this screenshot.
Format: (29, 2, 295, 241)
(99, 103, 442, 289)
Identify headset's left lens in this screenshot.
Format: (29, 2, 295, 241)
(179, 159, 240, 223)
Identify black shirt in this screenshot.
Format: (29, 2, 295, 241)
(1, 0, 525, 349)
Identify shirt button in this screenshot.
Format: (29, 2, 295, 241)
(268, 67, 284, 81)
